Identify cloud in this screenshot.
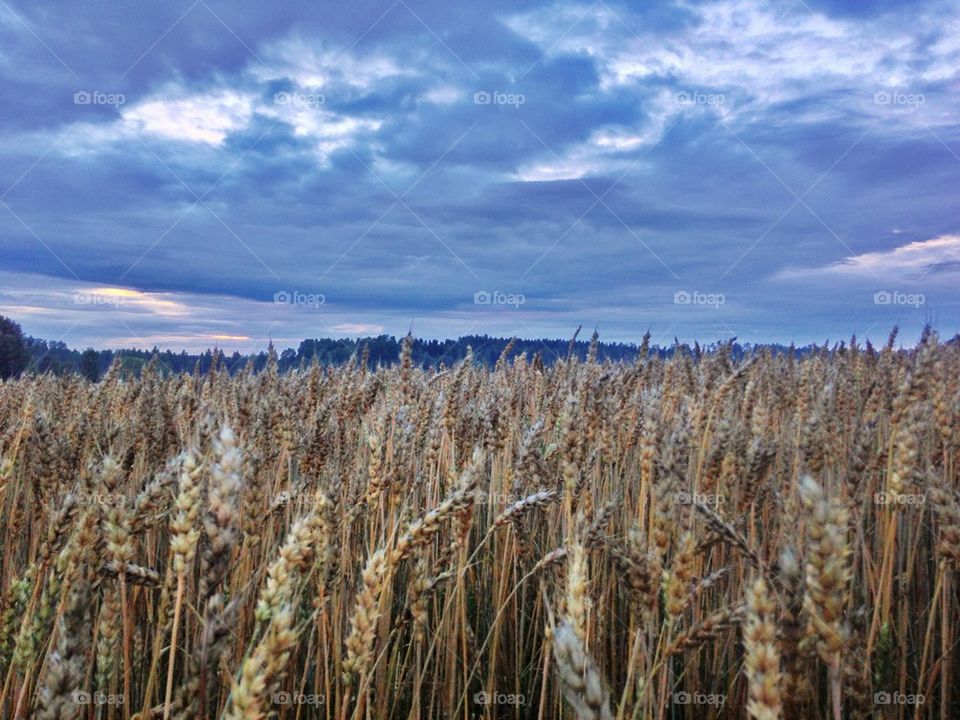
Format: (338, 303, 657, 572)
(0, 271, 398, 352)
(776, 235, 960, 281)
(123, 89, 256, 145)
(505, 0, 960, 130)
(0, 0, 958, 347)
(330, 322, 385, 334)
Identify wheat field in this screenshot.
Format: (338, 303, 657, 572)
(0, 329, 957, 719)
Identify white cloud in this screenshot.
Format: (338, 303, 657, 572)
(252, 35, 413, 91)
(330, 323, 385, 334)
(0, 271, 399, 351)
(514, 156, 603, 182)
(775, 234, 960, 280)
(54, 33, 395, 159)
(514, 91, 676, 181)
(122, 89, 255, 145)
(58, 87, 257, 153)
(505, 0, 960, 128)
(258, 102, 381, 161)
(423, 85, 462, 104)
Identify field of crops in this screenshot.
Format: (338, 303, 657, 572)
(0, 330, 957, 719)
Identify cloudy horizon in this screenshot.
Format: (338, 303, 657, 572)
(1, 0, 958, 353)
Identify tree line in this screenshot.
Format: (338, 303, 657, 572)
(1, 314, 945, 381)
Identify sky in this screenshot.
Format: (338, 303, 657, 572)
(0, 0, 958, 352)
